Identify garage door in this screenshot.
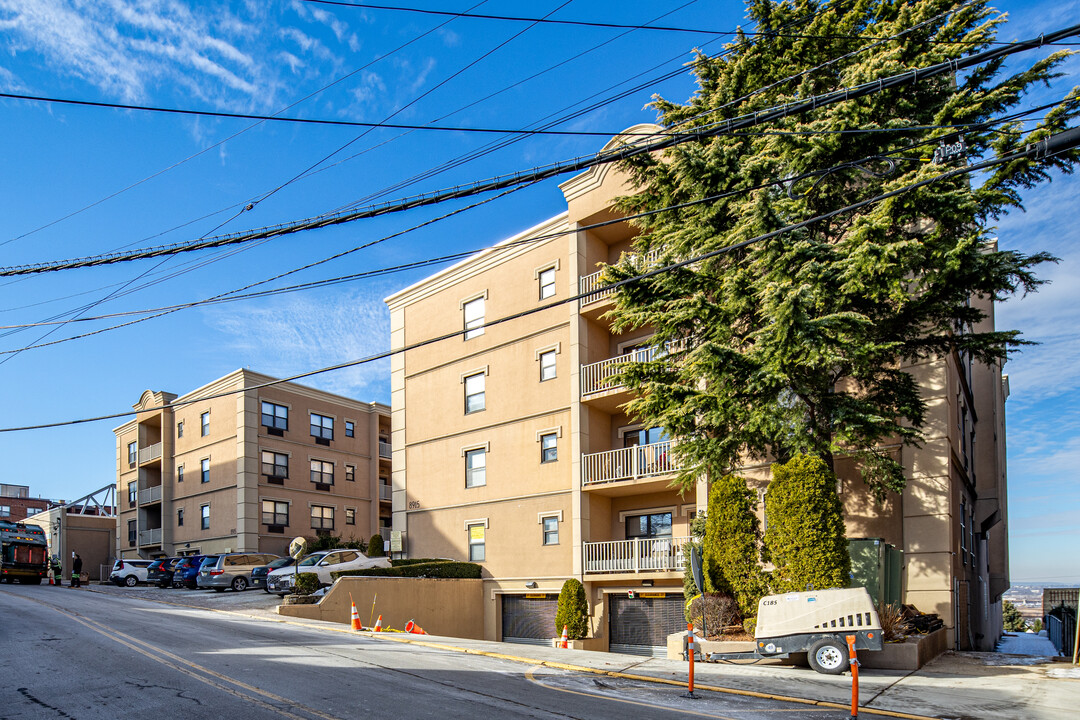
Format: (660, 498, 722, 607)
(501, 594, 558, 646)
(609, 593, 685, 656)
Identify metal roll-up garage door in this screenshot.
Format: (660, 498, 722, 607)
(501, 594, 558, 646)
(609, 593, 685, 656)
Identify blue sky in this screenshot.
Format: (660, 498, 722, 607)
(0, 1, 1076, 583)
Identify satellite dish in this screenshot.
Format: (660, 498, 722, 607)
(289, 537, 308, 559)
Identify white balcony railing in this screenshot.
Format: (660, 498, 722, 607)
(138, 442, 162, 464)
(137, 485, 162, 505)
(583, 536, 689, 574)
(581, 440, 678, 487)
(138, 528, 162, 546)
(578, 251, 660, 306)
(379, 485, 392, 501)
(378, 441, 392, 459)
(580, 346, 657, 396)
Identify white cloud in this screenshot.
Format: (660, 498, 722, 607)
(203, 288, 391, 403)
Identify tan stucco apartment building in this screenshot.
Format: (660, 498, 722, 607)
(386, 126, 1009, 654)
(114, 369, 391, 559)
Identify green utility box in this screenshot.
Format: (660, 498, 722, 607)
(848, 538, 903, 607)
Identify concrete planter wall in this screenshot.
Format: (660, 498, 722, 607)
(550, 637, 606, 651)
(859, 628, 947, 671)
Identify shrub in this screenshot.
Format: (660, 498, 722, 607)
(764, 455, 850, 593)
(878, 603, 909, 642)
(555, 578, 589, 640)
(367, 533, 385, 557)
(743, 617, 757, 636)
(1003, 601, 1025, 632)
(688, 592, 742, 636)
(333, 561, 481, 579)
(294, 572, 320, 595)
(304, 535, 367, 554)
(703, 474, 770, 618)
(1032, 619, 1043, 633)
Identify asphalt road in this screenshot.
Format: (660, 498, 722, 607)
(0, 583, 866, 719)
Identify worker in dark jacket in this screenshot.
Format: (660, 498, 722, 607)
(71, 553, 83, 588)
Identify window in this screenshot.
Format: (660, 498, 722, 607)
(345, 464, 355, 482)
(311, 505, 334, 530)
(127, 441, 137, 465)
(128, 482, 136, 506)
(177, 420, 184, 438)
(468, 524, 485, 562)
(177, 464, 184, 483)
(346, 508, 356, 525)
(262, 500, 289, 526)
(463, 296, 485, 340)
(128, 520, 137, 545)
(177, 508, 184, 527)
(625, 512, 672, 539)
(539, 350, 557, 381)
(261, 451, 289, 478)
(345, 420, 354, 437)
(261, 401, 288, 432)
(310, 459, 334, 485)
(201, 458, 210, 483)
(464, 372, 485, 414)
(310, 413, 334, 441)
(465, 448, 486, 488)
(542, 516, 559, 545)
(201, 411, 210, 436)
(0, 505, 9, 517)
(540, 433, 558, 463)
(538, 266, 556, 299)
(200, 505, 210, 530)
(960, 500, 967, 566)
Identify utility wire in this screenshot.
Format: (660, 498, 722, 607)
(299, 0, 1080, 46)
(4, 19, 1077, 278)
(4, 123, 1076, 434)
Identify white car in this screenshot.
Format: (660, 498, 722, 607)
(109, 558, 154, 587)
(265, 549, 390, 595)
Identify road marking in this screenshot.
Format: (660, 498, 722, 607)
(1, 589, 346, 720)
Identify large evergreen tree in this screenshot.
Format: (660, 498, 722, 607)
(703, 474, 770, 616)
(606, 0, 1079, 499)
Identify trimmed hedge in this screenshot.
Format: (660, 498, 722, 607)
(367, 533, 385, 557)
(703, 474, 770, 618)
(332, 561, 481, 580)
(764, 455, 850, 593)
(294, 572, 320, 595)
(555, 578, 589, 640)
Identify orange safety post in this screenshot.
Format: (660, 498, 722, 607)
(846, 634, 860, 718)
(682, 623, 699, 699)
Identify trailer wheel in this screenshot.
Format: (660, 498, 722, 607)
(808, 638, 849, 675)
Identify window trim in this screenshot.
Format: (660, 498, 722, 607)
(127, 441, 137, 465)
(310, 458, 335, 485)
(261, 450, 289, 479)
(539, 432, 558, 464)
(345, 464, 356, 482)
(462, 367, 488, 415)
(310, 412, 335, 441)
(541, 515, 560, 545)
(200, 504, 210, 530)
(464, 445, 487, 488)
(537, 264, 557, 300)
(177, 508, 184, 526)
(460, 291, 488, 341)
(345, 507, 356, 526)
(310, 504, 335, 531)
(200, 411, 210, 436)
(177, 464, 184, 483)
(177, 420, 184, 438)
(261, 400, 289, 432)
(345, 420, 355, 438)
(466, 519, 487, 562)
(261, 499, 289, 527)
(200, 457, 210, 484)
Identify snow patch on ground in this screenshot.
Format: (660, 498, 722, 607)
(1046, 666, 1080, 679)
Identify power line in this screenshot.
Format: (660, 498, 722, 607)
(3, 19, 1077, 278)
(0, 101, 1059, 334)
(4, 123, 1076, 434)
(299, 0, 1080, 46)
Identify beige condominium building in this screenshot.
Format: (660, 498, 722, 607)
(115, 369, 391, 560)
(386, 125, 1009, 654)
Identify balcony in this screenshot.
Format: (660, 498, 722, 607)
(137, 485, 162, 505)
(581, 441, 678, 495)
(378, 441, 392, 459)
(379, 484, 392, 501)
(578, 251, 659, 315)
(583, 536, 689, 575)
(138, 442, 162, 464)
(138, 528, 162, 546)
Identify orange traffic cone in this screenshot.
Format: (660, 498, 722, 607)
(405, 620, 427, 635)
(373, 614, 383, 632)
(350, 601, 362, 631)
(560, 625, 569, 649)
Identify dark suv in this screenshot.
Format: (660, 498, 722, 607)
(171, 555, 213, 589)
(146, 557, 179, 588)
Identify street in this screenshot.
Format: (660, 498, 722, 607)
(0, 584, 867, 720)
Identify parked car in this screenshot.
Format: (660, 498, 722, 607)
(109, 559, 154, 587)
(252, 556, 298, 593)
(197, 553, 281, 592)
(171, 555, 216, 589)
(265, 549, 391, 595)
(146, 557, 180, 588)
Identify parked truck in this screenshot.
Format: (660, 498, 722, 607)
(0, 519, 48, 584)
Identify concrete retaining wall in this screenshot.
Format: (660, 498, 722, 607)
(276, 576, 486, 639)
